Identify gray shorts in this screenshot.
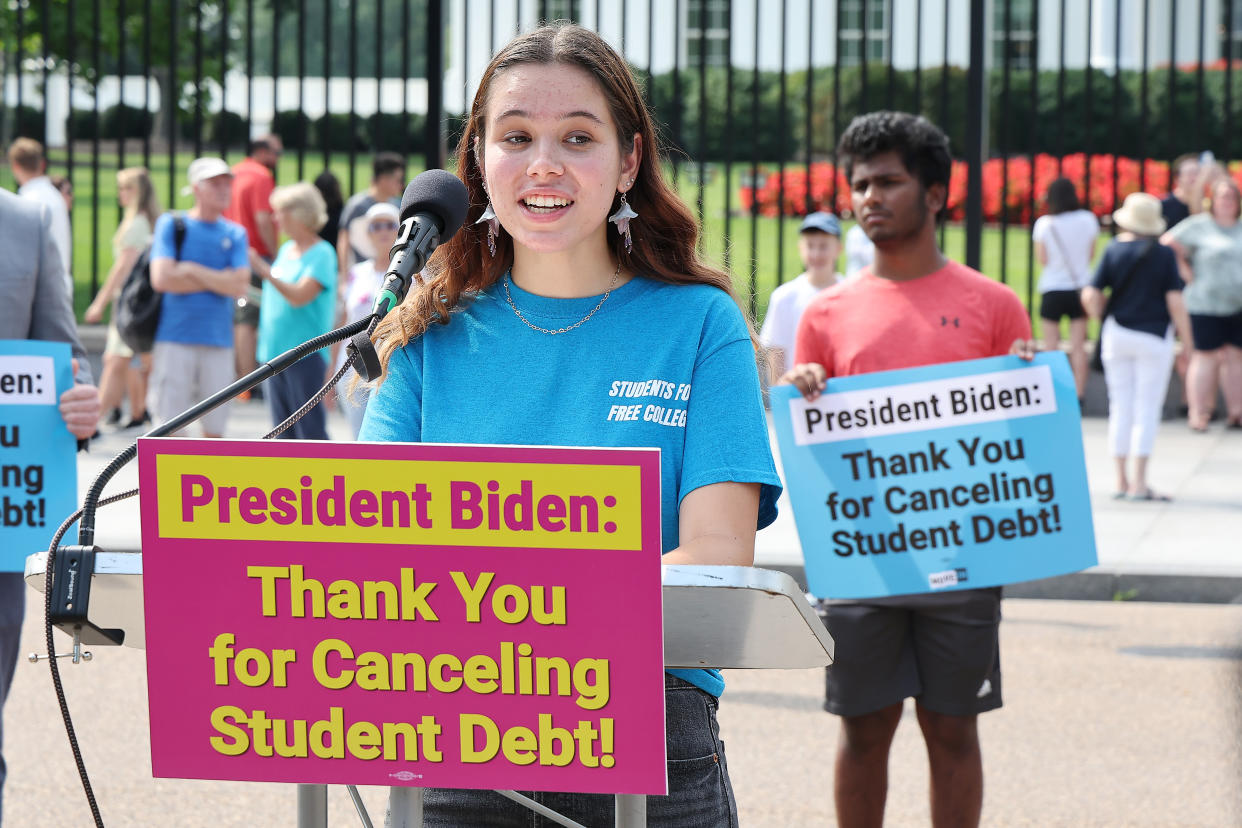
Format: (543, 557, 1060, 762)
(820, 587, 1002, 718)
(149, 341, 234, 436)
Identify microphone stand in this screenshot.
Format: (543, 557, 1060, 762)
(46, 312, 380, 639)
(35, 312, 385, 828)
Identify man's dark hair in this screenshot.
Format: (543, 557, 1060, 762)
(836, 111, 952, 192)
(313, 169, 344, 210)
(1044, 177, 1080, 214)
(247, 137, 277, 156)
(373, 152, 406, 180)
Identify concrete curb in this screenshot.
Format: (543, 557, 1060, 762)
(753, 563, 1242, 605)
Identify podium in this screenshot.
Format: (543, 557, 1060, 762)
(25, 555, 833, 828)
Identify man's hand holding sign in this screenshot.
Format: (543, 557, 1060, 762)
(0, 342, 93, 572)
(773, 352, 1096, 598)
(781, 337, 1041, 401)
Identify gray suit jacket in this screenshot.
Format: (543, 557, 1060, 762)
(0, 187, 92, 384)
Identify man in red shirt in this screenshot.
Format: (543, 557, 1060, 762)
(783, 111, 1036, 828)
(223, 135, 282, 390)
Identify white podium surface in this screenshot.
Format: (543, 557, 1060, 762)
(661, 565, 834, 667)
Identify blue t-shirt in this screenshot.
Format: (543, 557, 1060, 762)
(150, 213, 248, 348)
(257, 239, 338, 362)
(360, 274, 783, 696)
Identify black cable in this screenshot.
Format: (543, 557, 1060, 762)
(77, 315, 375, 547)
(265, 357, 356, 439)
(44, 319, 379, 826)
(42, 487, 136, 828)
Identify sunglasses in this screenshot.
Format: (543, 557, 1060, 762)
(369, 221, 399, 231)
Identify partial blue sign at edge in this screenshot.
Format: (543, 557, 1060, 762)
(0, 340, 77, 572)
(771, 352, 1098, 600)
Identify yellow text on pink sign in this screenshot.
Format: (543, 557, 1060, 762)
(154, 455, 643, 550)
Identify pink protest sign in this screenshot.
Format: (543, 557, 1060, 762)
(137, 438, 666, 794)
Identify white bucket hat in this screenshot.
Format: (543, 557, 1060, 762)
(348, 201, 401, 261)
(1112, 192, 1167, 236)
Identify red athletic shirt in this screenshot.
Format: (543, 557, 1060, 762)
(223, 157, 276, 258)
(794, 259, 1032, 377)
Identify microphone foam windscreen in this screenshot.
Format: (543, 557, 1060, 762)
(399, 169, 471, 237)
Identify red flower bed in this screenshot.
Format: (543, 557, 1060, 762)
(738, 154, 1242, 223)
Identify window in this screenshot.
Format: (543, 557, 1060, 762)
(686, 0, 730, 67)
(839, 0, 889, 65)
(540, 0, 579, 22)
(992, 0, 1035, 70)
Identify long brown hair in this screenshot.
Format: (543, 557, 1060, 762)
(370, 23, 755, 381)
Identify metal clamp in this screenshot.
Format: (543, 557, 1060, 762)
(29, 628, 93, 665)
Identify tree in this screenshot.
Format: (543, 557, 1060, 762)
(0, 0, 236, 145)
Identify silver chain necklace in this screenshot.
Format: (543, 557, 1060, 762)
(503, 263, 621, 335)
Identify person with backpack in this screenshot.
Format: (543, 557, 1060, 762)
(84, 167, 161, 432)
(148, 158, 250, 437)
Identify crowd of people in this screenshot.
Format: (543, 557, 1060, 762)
(5, 136, 411, 442)
(761, 148, 1242, 510)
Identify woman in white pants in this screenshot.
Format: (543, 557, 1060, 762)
(1082, 193, 1194, 501)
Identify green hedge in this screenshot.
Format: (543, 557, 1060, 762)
(60, 106, 245, 146)
(272, 111, 428, 153)
(4, 105, 48, 144)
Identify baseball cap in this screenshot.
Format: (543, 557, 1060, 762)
(799, 211, 841, 236)
(182, 157, 233, 194)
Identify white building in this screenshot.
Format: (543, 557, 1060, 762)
(446, 0, 1237, 109)
(6, 0, 1236, 146)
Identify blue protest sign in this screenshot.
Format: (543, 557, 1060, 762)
(0, 340, 77, 571)
(771, 352, 1097, 599)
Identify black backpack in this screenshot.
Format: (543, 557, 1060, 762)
(115, 214, 187, 353)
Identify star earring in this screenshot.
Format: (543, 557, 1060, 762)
(475, 201, 499, 257)
(609, 181, 638, 254)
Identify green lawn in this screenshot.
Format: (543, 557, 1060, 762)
(1, 150, 1096, 332)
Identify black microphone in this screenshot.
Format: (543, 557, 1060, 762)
(372, 169, 470, 318)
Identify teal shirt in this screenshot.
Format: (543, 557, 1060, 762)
(1166, 213, 1242, 315)
(359, 275, 783, 696)
(257, 239, 338, 362)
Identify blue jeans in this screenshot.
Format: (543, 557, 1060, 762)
(0, 573, 26, 825)
(267, 352, 329, 440)
(410, 674, 738, 827)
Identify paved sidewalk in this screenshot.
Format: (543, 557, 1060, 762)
(6, 597, 1240, 826)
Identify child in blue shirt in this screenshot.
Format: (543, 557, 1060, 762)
(360, 22, 780, 828)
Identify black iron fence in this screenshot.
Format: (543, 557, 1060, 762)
(2, 0, 1238, 321)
